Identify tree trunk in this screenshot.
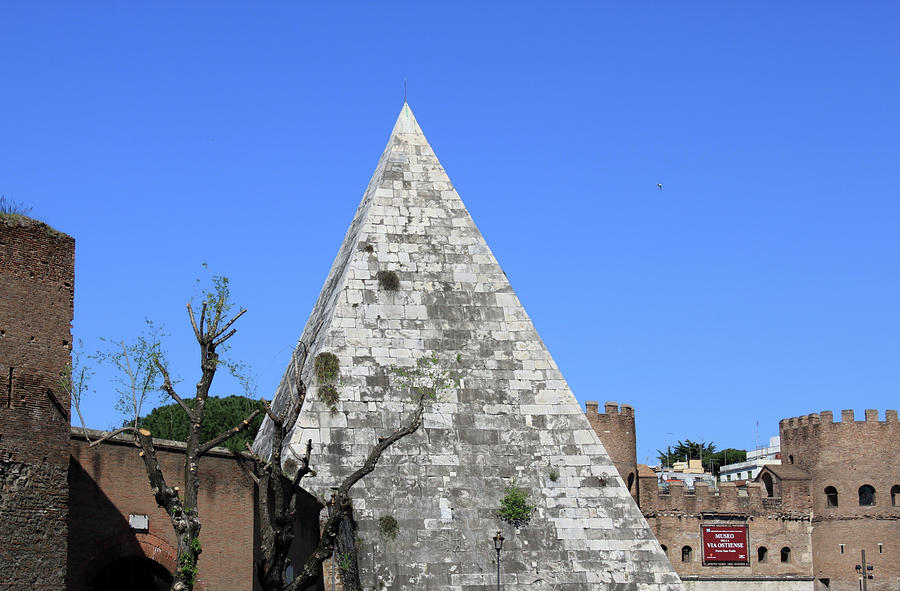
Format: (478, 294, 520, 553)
(335, 509, 361, 591)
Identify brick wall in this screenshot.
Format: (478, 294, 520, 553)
(69, 429, 325, 591)
(0, 216, 74, 590)
(600, 405, 900, 591)
(640, 480, 813, 581)
(780, 410, 900, 590)
(585, 401, 639, 501)
(68, 431, 258, 590)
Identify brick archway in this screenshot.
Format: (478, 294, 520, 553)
(132, 532, 178, 573)
(72, 532, 178, 591)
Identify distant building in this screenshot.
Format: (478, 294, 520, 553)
(657, 460, 717, 490)
(719, 436, 781, 483)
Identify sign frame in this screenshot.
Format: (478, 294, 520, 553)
(700, 524, 750, 565)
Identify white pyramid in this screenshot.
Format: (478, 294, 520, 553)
(258, 104, 682, 590)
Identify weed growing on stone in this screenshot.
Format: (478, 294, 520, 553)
(378, 515, 399, 541)
(314, 352, 340, 384)
(318, 384, 340, 411)
(376, 270, 400, 291)
(498, 481, 535, 528)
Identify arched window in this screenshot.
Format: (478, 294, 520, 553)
(788, 454, 794, 465)
(660, 544, 667, 554)
(757, 546, 768, 562)
(780, 547, 791, 563)
(762, 473, 774, 497)
(824, 486, 839, 507)
(859, 484, 876, 506)
(891, 485, 900, 507)
(681, 546, 692, 562)
(627, 472, 635, 492)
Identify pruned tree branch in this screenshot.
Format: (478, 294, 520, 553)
(87, 425, 139, 447)
(197, 409, 261, 456)
(252, 337, 458, 591)
(212, 307, 246, 342)
(260, 398, 282, 423)
(283, 384, 432, 591)
(187, 302, 202, 342)
(155, 358, 195, 420)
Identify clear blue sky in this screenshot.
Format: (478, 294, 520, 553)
(3, 2, 898, 466)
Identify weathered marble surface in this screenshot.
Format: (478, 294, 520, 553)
(255, 104, 683, 590)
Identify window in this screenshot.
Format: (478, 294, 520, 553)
(627, 473, 635, 492)
(788, 454, 794, 464)
(825, 486, 839, 507)
(858, 484, 876, 506)
(781, 547, 791, 563)
(681, 546, 692, 562)
(758, 546, 768, 562)
(839, 544, 845, 554)
(891, 485, 900, 507)
(878, 543, 883, 554)
(762, 473, 774, 497)
(660, 544, 667, 554)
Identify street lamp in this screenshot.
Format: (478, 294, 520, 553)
(493, 530, 504, 591)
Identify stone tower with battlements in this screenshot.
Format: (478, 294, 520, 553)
(256, 104, 682, 590)
(585, 401, 639, 504)
(780, 409, 900, 590)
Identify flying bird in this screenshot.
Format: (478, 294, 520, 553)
(656, 183, 663, 191)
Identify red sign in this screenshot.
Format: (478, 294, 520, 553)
(701, 525, 749, 564)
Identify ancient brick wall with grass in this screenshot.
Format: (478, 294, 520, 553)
(0, 216, 74, 590)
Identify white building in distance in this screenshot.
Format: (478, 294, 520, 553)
(719, 436, 781, 483)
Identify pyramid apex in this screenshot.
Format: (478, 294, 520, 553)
(390, 102, 424, 137)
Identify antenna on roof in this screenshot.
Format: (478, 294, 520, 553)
(755, 420, 760, 453)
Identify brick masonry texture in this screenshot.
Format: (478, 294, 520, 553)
(68, 431, 258, 591)
(586, 405, 900, 591)
(585, 402, 639, 503)
(255, 104, 683, 590)
(781, 410, 900, 591)
(0, 217, 74, 590)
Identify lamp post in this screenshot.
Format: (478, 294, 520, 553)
(493, 530, 504, 591)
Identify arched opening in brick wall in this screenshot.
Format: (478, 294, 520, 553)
(660, 544, 667, 554)
(780, 547, 791, 563)
(757, 546, 768, 562)
(86, 556, 172, 591)
(891, 484, 900, 507)
(626, 472, 635, 493)
(858, 484, 876, 506)
(681, 546, 692, 562)
(824, 486, 839, 507)
(762, 472, 774, 497)
(73, 532, 177, 591)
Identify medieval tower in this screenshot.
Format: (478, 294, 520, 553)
(0, 215, 74, 590)
(257, 104, 682, 590)
(585, 401, 639, 503)
(779, 410, 900, 590)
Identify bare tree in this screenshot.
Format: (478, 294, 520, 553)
(248, 350, 459, 591)
(67, 275, 260, 591)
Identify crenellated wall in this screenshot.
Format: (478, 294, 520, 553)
(600, 405, 900, 590)
(780, 409, 900, 590)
